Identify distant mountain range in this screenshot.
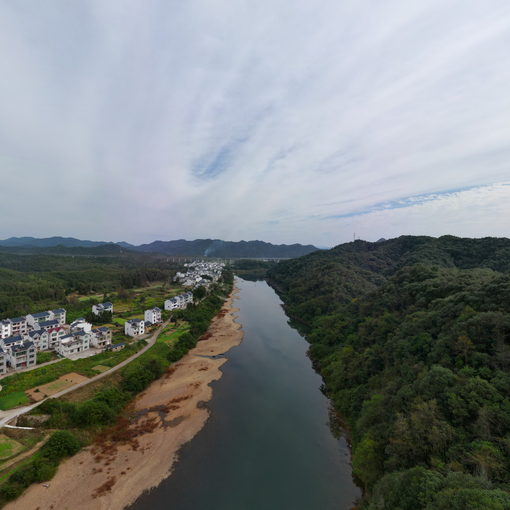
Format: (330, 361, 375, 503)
(0, 236, 319, 259)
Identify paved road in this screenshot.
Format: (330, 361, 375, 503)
(0, 320, 170, 428)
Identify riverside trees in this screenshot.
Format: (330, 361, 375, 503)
(268, 236, 510, 509)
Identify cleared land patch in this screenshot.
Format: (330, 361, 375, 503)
(26, 372, 89, 401)
(92, 365, 110, 373)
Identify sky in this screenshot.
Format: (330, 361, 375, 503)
(0, 0, 510, 247)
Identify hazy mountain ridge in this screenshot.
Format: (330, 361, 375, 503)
(0, 236, 318, 259)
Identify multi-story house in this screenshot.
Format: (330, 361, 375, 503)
(5, 340, 36, 370)
(8, 317, 28, 336)
(164, 297, 180, 311)
(56, 331, 90, 357)
(26, 311, 51, 329)
(70, 318, 92, 333)
(28, 329, 50, 351)
(92, 302, 113, 316)
(164, 292, 193, 311)
(125, 319, 145, 337)
(49, 308, 66, 325)
(144, 307, 162, 325)
(36, 319, 60, 332)
(0, 320, 11, 340)
(90, 327, 112, 349)
(47, 326, 67, 350)
(27, 309, 67, 329)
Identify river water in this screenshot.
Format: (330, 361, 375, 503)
(129, 278, 360, 510)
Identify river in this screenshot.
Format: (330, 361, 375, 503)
(129, 278, 360, 510)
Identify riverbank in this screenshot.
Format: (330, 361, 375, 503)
(5, 289, 243, 510)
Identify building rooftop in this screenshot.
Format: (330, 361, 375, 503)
(31, 311, 50, 318)
(39, 319, 59, 328)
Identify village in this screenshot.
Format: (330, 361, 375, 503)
(0, 262, 224, 376)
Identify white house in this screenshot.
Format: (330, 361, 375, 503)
(56, 331, 90, 357)
(47, 326, 68, 350)
(49, 308, 66, 325)
(36, 319, 60, 332)
(5, 340, 36, 370)
(26, 311, 51, 329)
(125, 319, 145, 337)
(164, 292, 193, 311)
(92, 302, 113, 316)
(28, 330, 50, 351)
(8, 317, 28, 336)
(144, 307, 162, 325)
(164, 297, 180, 311)
(90, 327, 112, 349)
(70, 318, 92, 334)
(0, 320, 11, 340)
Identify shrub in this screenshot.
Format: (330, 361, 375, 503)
(42, 431, 81, 461)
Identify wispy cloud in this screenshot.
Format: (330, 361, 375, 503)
(0, 1, 509, 245)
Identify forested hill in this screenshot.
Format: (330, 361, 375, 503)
(0, 237, 318, 259)
(268, 235, 510, 509)
(129, 238, 318, 258)
(268, 235, 510, 322)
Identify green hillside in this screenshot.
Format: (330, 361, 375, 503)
(268, 236, 510, 509)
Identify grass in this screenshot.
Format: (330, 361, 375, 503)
(157, 324, 190, 345)
(92, 365, 110, 373)
(36, 351, 57, 364)
(0, 391, 30, 410)
(0, 436, 23, 460)
(0, 342, 145, 410)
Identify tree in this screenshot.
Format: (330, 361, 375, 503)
(454, 335, 475, 364)
(42, 431, 81, 461)
(352, 437, 383, 490)
(467, 441, 504, 482)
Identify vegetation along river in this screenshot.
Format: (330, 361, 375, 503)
(129, 278, 360, 510)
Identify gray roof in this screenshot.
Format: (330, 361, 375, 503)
(127, 318, 143, 324)
(29, 330, 47, 338)
(32, 311, 50, 318)
(11, 341, 34, 352)
(10, 317, 26, 323)
(39, 319, 59, 327)
(3, 335, 23, 344)
(92, 326, 109, 333)
(52, 308, 66, 314)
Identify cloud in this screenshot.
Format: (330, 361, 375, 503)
(0, 0, 509, 246)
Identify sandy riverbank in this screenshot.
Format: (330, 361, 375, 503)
(6, 289, 243, 510)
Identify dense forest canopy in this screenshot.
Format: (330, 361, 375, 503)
(268, 235, 510, 509)
(0, 250, 181, 319)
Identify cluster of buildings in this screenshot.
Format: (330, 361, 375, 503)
(124, 306, 162, 337)
(0, 308, 113, 375)
(164, 292, 193, 311)
(173, 261, 224, 288)
(0, 275, 221, 375)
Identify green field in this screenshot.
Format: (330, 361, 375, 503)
(157, 324, 190, 345)
(0, 436, 24, 460)
(0, 392, 30, 410)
